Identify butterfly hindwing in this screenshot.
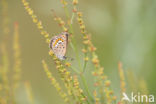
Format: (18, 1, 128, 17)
(50, 32, 68, 60)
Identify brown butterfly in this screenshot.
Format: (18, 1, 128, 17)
(49, 32, 68, 60)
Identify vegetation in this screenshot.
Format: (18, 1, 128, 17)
(0, 0, 154, 104)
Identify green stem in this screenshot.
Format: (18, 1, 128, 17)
(80, 74, 94, 103)
(63, 5, 83, 72)
(70, 66, 80, 74)
(69, 42, 82, 72)
(82, 59, 87, 73)
(82, 46, 88, 73)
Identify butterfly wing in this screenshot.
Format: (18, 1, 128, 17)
(50, 32, 68, 60)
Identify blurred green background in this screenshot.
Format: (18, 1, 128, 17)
(0, 0, 156, 104)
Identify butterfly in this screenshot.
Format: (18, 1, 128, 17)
(49, 32, 68, 60)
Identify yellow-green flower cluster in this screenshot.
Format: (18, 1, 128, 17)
(12, 22, 21, 90)
(52, 57, 87, 103)
(72, 0, 78, 13)
(93, 90, 100, 104)
(104, 80, 117, 103)
(61, 0, 68, 6)
(52, 10, 68, 32)
(118, 62, 126, 98)
(76, 5, 116, 103)
(21, 0, 50, 44)
(73, 75, 88, 102)
(0, 45, 10, 104)
(1, 0, 10, 42)
(42, 60, 69, 103)
(76, 11, 101, 103)
(73, 0, 78, 5)
(104, 88, 114, 104)
(24, 82, 34, 104)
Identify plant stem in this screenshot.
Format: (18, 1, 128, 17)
(82, 48, 88, 73)
(80, 74, 94, 103)
(70, 66, 80, 74)
(63, 3, 93, 103)
(63, 5, 83, 73)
